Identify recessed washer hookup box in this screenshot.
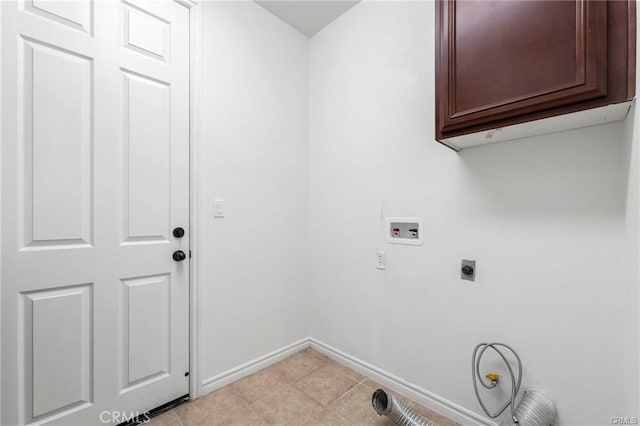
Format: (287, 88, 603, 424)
(385, 217, 423, 246)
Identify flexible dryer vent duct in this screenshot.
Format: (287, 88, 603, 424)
(498, 389, 556, 426)
(371, 389, 433, 426)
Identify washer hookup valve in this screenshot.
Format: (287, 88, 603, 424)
(485, 373, 499, 386)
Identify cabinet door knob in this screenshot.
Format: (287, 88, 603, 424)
(173, 250, 186, 262)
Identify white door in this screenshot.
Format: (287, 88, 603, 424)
(1, 1, 191, 425)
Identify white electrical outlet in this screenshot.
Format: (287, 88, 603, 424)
(376, 251, 386, 270)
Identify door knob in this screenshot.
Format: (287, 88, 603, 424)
(173, 250, 186, 262)
(173, 227, 185, 238)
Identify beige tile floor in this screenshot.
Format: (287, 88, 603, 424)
(150, 349, 458, 426)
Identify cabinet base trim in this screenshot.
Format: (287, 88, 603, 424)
(440, 101, 633, 151)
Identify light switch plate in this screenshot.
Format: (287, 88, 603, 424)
(376, 251, 386, 270)
(214, 199, 225, 218)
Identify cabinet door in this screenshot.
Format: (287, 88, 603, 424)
(436, 0, 608, 136)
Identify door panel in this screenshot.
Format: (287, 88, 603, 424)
(23, 284, 93, 421)
(121, 274, 171, 391)
(25, 0, 93, 34)
(2, 1, 191, 424)
(123, 2, 170, 62)
(20, 37, 93, 248)
(122, 70, 171, 244)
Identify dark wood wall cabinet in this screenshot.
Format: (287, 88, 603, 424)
(435, 0, 636, 150)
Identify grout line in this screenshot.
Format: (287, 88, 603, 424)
(247, 405, 269, 425)
(168, 410, 184, 426)
(331, 382, 360, 404)
(335, 411, 354, 425)
(249, 384, 286, 407)
(292, 381, 325, 407)
(225, 380, 258, 407)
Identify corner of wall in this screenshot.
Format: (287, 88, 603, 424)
(197, 0, 311, 393)
(622, 100, 640, 418)
(0, 0, 3, 420)
(306, 30, 314, 343)
(189, 0, 204, 400)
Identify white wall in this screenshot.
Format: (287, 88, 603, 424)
(623, 103, 640, 424)
(308, 2, 637, 424)
(622, 8, 640, 420)
(0, 1, 3, 419)
(198, 0, 309, 388)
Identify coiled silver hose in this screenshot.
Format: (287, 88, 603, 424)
(472, 342, 523, 423)
(371, 389, 433, 426)
(473, 343, 556, 425)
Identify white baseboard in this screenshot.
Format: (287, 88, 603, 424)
(200, 338, 310, 395)
(309, 338, 496, 426)
(198, 337, 494, 426)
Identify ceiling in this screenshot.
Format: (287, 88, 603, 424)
(256, 1, 360, 37)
